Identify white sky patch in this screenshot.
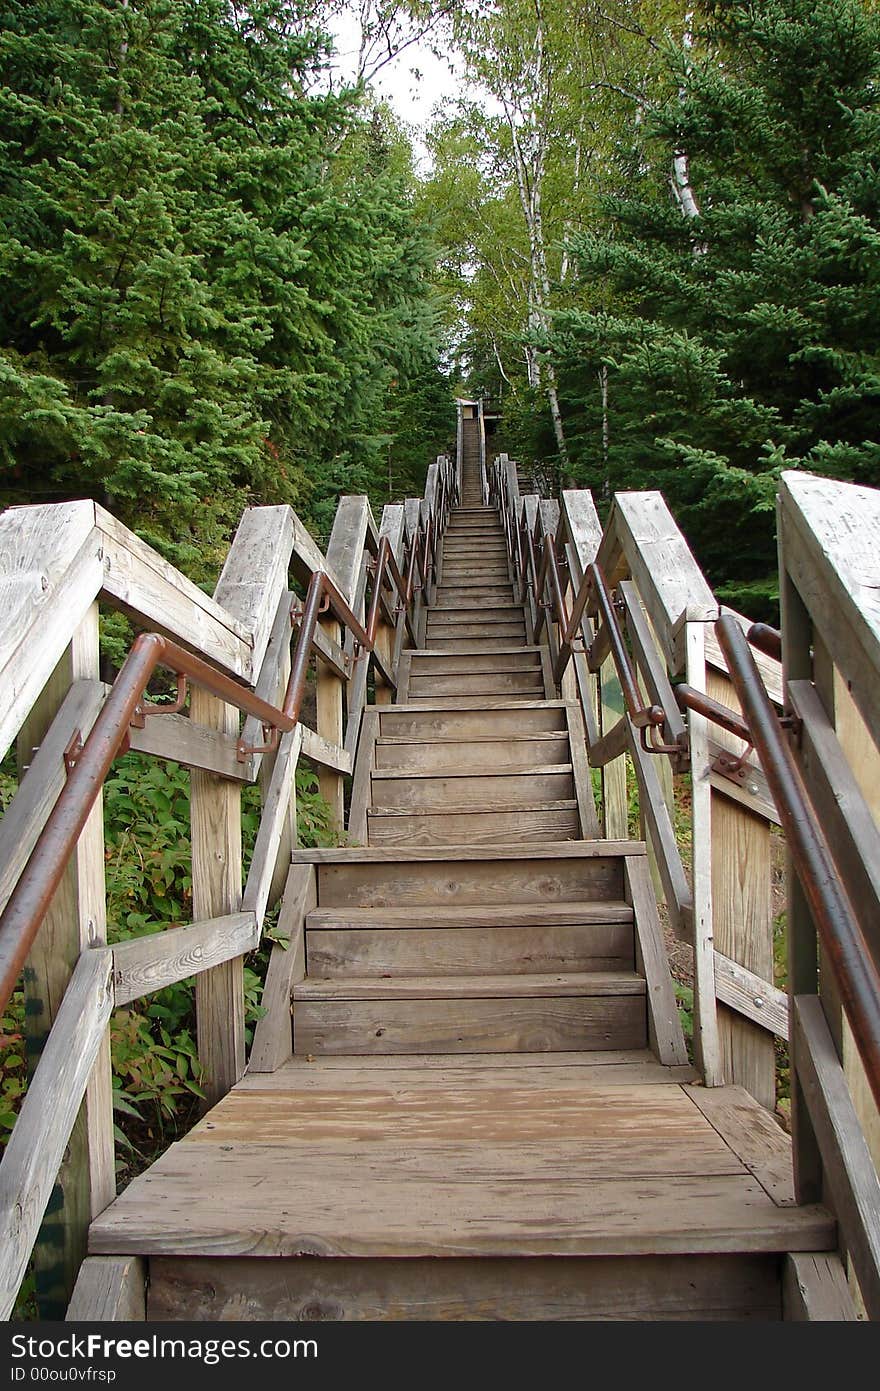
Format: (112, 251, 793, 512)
(327, 11, 469, 163)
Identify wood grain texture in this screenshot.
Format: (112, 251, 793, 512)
(0, 950, 113, 1321)
(241, 725, 302, 928)
(367, 806, 581, 847)
(783, 1252, 858, 1321)
(248, 864, 317, 1074)
(778, 470, 880, 740)
(295, 994, 646, 1055)
(685, 622, 722, 1087)
(306, 923, 632, 979)
(625, 856, 689, 1067)
(15, 612, 114, 1319)
(0, 503, 104, 763)
(213, 506, 293, 677)
(596, 492, 717, 675)
(88, 1077, 833, 1259)
(236, 1051, 694, 1087)
(713, 952, 788, 1040)
(98, 509, 252, 680)
(0, 679, 104, 918)
(189, 686, 245, 1106)
(792, 994, 880, 1318)
(147, 1251, 782, 1322)
(294, 971, 645, 1001)
(112, 914, 258, 1006)
(707, 667, 776, 1109)
(67, 1256, 146, 1322)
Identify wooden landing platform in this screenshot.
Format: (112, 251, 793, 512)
(89, 1053, 834, 1264)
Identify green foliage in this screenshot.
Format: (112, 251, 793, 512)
(549, 0, 880, 616)
(0, 0, 447, 574)
(0, 748, 341, 1177)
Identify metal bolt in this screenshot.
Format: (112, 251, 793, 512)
(753, 996, 765, 1009)
(747, 782, 759, 796)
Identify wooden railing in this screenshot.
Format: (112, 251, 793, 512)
(489, 454, 880, 1316)
(0, 455, 455, 1319)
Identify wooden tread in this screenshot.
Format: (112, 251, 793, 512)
(89, 1075, 833, 1260)
(306, 900, 635, 929)
(294, 971, 646, 1001)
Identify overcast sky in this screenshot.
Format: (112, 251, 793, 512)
(328, 10, 464, 134)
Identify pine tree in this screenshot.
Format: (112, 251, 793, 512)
(550, 0, 880, 614)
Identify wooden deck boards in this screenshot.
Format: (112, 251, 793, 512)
(89, 1063, 834, 1260)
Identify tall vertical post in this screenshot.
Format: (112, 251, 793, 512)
(17, 606, 114, 1316)
(686, 620, 723, 1087)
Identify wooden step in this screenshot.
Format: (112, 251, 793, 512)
(426, 606, 523, 624)
(426, 637, 530, 651)
(405, 691, 541, 706)
(303, 842, 633, 908)
(374, 732, 570, 772)
(294, 972, 647, 1055)
(367, 803, 581, 844)
(370, 766, 575, 811)
(148, 1252, 786, 1321)
(408, 647, 542, 673)
(376, 702, 568, 738)
(295, 971, 645, 1001)
(306, 907, 635, 977)
(426, 624, 526, 643)
(407, 673, 544, 698)
(433, 587, 515, 606)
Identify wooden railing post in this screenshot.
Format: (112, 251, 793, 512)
(190, 506, 293, 1104)
(16, 605, 114, 1317)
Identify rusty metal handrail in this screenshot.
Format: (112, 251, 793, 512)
(716, 614, 880, 1111)
(0, 557, 409, 1015)
(675, 684, 752, 745)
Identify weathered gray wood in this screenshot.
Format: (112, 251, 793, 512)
(0, 679, 105, 918)
(588, 715, 629, 768)
(380, 503, 406, 566)
(348, 708, 379, 846)
(66, 1255, 146, 1322)
(685, 622, 723, 1086)
(213, 506, 293, 677)
(368, 804, 581, 848)
(242, 725, 302, 928)
(249, 864, 317, 1073)
(597, 493, 717, 675)
(15, 612, 114, 1318)
(0, 502, 104, 762)
(97, 506, 253, 679)
(300, 840, 642, 865)
(779, 471, 880, 744)
(792, 993, 880, 1319)
(149, 1251, 781, 1322)
(190, 687, 245, 1107)
(295, 994, 647, 1056)
(128, 706, 250, 780)
(310, 618, 350, 682)
(112, 913, 258, 1006)
(564, 703, 600, 837)
(239, 588, 294, 778)
(560, 489, 602, 573)
(295, 971, 645, 1002)
(327, 496, 375, 607)
(789, 679, 880, 971)
(705, 606, 783, 707)
(371, 766, 574, 811)
(307, 924, 632, 980)
(620, 581, 687, 745)
(300, 725, 351, 776)
(625, 857, 689, 1066)
(625, 713, 693, 944)
(707, 737, 778, 824)
(684, 1084, 796, 1207)
(0, 949, 113, 1321)
(783, 1252, 859, 1321)
(713, 952, 788, 1039)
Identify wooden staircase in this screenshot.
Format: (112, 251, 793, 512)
(78, 441, 839, 1322)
